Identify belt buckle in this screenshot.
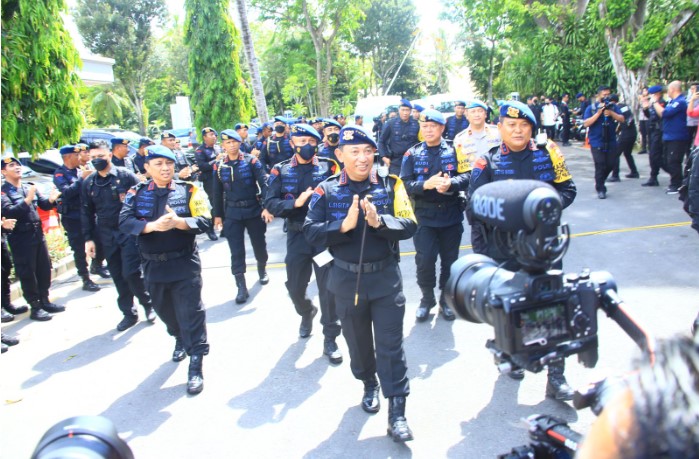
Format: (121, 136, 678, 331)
(157, 253, 167, 262)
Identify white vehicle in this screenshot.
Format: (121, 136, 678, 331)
(354, 95, 402, 133)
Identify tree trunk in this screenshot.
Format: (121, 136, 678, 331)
(487, 40, 495, 104)
(235, 0, 269, 122)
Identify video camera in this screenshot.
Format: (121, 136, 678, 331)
(600, 96, 615, 109)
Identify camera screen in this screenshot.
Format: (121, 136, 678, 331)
(518, 303, 567, 346)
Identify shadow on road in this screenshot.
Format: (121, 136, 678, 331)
(403, 318, 459, 380)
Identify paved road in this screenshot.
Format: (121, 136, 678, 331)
(2, 143, 698, 458)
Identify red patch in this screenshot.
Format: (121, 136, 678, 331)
(55, 173, 63, 177)
(474, 157, 487, 170)
(271, 168, 280, 176)
(404, 151, 411, 157)
(313, 186, 325, 197)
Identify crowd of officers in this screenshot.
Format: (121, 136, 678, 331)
(2, 83, 697, 441)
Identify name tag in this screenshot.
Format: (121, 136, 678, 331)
(313, 249, 333, 267)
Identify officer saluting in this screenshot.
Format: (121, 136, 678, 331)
(379, 99, 420, 175)
(304, 125, 417, 442)
(119, 145, 212, 395)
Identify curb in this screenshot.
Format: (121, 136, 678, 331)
(9, 255, 76, 303)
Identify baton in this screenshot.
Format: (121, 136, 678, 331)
(354, 195, 373, 306)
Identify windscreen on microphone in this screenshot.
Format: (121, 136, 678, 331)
(470, 180, 562, 233)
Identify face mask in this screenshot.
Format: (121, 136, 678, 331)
(295, 144, 317, 161)
(327, 133, 340, 144)
(274, 125, 286, 134)
(91, 158, 109, 171)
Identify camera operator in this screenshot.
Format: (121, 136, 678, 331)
(583, 86, 625, 199)
(467, 101, 577, 400)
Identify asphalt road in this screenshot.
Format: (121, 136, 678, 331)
(2, 142, 698, 458)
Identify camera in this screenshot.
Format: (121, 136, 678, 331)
(32, 416, 134, 459)
(498, 414, 583, 459)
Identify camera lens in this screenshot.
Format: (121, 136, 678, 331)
(32, 416, 134, 459)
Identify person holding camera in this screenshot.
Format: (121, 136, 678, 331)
(583, 85, 625, 199)
(467, 101, 578, 400)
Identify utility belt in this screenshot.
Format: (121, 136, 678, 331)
(11, 221, 42, 233)
(286, 220, 304, 232)
(140, 247, 191, 262)
(414, 199, 460, 210)
(333, 256, 394, 274)
(96, 217, 119, 229)
(226, 198, 259, 208)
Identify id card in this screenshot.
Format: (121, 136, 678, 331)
(313, 249, 333, 267)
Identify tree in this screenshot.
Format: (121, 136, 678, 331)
(74, 0, 166, 135)
(185, 0, 252, 132)
(2, 0, 83, 155)
(233, 0, 269, 121)
(88, 85, 130, 126)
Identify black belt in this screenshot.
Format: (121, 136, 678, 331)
(414, 200, 458, 209)
(141, 248, 190, 262)
(286, 220, 304, 232)
(333, 257, 393, 274)
(12, 222, 41, 233)
(226, 199, 258, 208)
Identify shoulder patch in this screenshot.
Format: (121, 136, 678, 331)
(309, 186, 325, 210)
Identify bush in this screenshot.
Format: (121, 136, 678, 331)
(45, 229, 71, 265)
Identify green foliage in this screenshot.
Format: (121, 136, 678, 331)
(648, 13, 699, 82)
(88, 85, 130, 126)
(601, 0, 636, 29)
(1, 0, 83, 155)
(185, 0, 252, 132)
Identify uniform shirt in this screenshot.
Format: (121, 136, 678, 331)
(400, 140, 468, 227)
(119, 179, 212, 282)
(453, 124, 502, 172)
(318, 142, 341, 166)
(53, 165, 84, 219)
(133, 153, 148, 174)
(1, 182, 55, 232)
(559, 101, 570, 124)
(577, 100, 591, 118)
(259, 134, 294, 172)
(80, 167, 139, 241)
(111, 155, 137, 174)
(617, 103, 637, 143)
(211, 153, 268, 221)
(194, 143, 219, 183)
(443, 115, 469, 141)
(584, 102, 622, 149)
(264, 155, 338, 225)
(378, 117, 420, 161)
(239, 141, 252, 154)
(661, 94, 689, 142)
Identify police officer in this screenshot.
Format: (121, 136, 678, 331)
(133, 138, 154, 175)
(264, 124, 342, 362)
(309, 117, 325, 134)
(259, 117, 294, 173)
(583, 85, 625, 199)
(610, 94, 640, 180)
(454, 100, 502, 172)
(110, 138, 137, 173)
(119, 145, 212, 394)
(2, 216, 28, 322)
(400, 109, 467, 322)
(304, 125, 417, 442)
(468, 101, 577, 401)
(235, 123, 252, 154)
(81, 140, 154, 331)
(212, 129, 272, 304)
(573, 92, 590, 119)
(319, 118, 342, 165)
(354, 115, 364, 127)
(334, 114, 347, 127)
(161, 131, 195, 180)
(251, 123, 272, 159)
(559, 93, 572, 146)
(654, 80, 690, 194)
(642, 85, 667, 187)
(379, 99, 420, 175)
(194, 127, 222, 241)
(54, 145, 100, 292)
(1, 157, 63, 321)
(443, 100, 469, 141)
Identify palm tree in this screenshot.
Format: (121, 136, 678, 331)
(234, 0, 269, 121)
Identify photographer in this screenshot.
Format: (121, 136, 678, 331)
(583, 86, 625, 199)
(467, 101, 577, 400)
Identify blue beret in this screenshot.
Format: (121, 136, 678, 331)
(75, 143, 89, 151)
(597, 85, 610, 93)
(201, 127, 217, 137)
(467, 100, 488, 111)
(338, 125, 377, 149)
(308, 117, 320, 124)
(322, 118, 342, 130)
(399, 98, 412, 109)
(290, 124, 321, 142)
(262, 122, 273, 129)
(413, 104, 425, 112)
(59, 144, 81, 155)
(220, 129, 242, 142)
(418, 109, 445, 125)
(234, 123, 249, 130)
(575, 92, 584, 98)
(499, 100, 537, 128)
(139, 138, 154, 147)
(145, 145, 176, 162)
(161, 131, 177, 140)
(454, 100, 467, 107)
(273, 116, 289, 124)
(648, 85, 663, 94)
(333, 114, 345, 120)
(1, 156, 20, 169)
(110, 137, 129, 146)
(354, 114, 363, 120)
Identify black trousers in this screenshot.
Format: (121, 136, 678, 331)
(285, 230, 340, 339)
(591, 147, 616, 192)
(544, 125, 555, 141)
(101, 230, 151, 317)
(337, 288, 409, 398)
(613, 137, 638, 177)
(414, 223, 463, 292)
(664, 140, 689, 188)
(2, 238, 13, 307)
(61, 216, 88, 277)
(648, 128, 665, 178)
(7, 227, 51, 305)
(639, 120, 649, 151)
(147, 275, 209, 356)
(224, 214, 267, 275)
(561, 120, 570, 143)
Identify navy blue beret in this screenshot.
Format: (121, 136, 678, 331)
(290, 124, 321, 142)
(201, 127, 217, 137)
(220, 129, 243, 142)
(59, 144, 81, 155)
(1, 156, 20, 169)
(499, 101, 537, 128)
(234, 123, 249, 130)
(322, 118, 342, 130)
(110, 137, 129, 146)
(575, 92, 584, 98)
(139, 138, 154, 147)
(146, 145, 176, 162)
(467, 100, 488, 111)
(454, 100, 467, 107)
(418, 109, 445, 125)
(161, 131, 177, 140)
(273, 116, 290, 124)
(338, 125, 377, 149)
(413, 104, 425, 112)
(648, 85, 663, 95)
(399, 99, 412, 109)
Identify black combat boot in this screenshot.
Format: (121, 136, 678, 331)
(1, 308, 13, 323)
(2, 333, 19, 347)
(187, 355, 204, 395)
(258, 263, 269, 285)
(546, 361, 574, 401)
(415, 288, 435, 322)
(29, 300, 51, 321)
(387, 396, 413, 442)
(81, 275, 100, 292)
(234, 274, 249, 304)
(439, 292, 455, 321)
(641, 177, 659, 187)
(206, 229, 219, 241)
(4, 303, 28, 315)
(172, 338, 186, 362)
(41, 297, 65, 313)
(90, 261, 111, 278)
(361, 376, 380, 413)
(298, 304, 318, 338)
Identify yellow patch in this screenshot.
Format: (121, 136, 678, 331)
(507, 106, 520, 118)
(189, 184, 212, 218)
(391, 177, 416, 222)
(547, 142, 573, 183)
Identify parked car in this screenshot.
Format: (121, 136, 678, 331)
(79, 129, 143, 157)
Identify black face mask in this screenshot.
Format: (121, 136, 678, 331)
(295, 144, 317, 161)
(274, 125, 286, 134)
(327, 133, 339, 144)
(91, 158, 109, 171)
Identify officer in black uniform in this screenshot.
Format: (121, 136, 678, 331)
(379, 99, 421, 175)
(251, 122, 272, 158)
(119, 145, 212, 395)
(264, 124, 342, 363)
(642, 85, 666, 187)
(559, 93, 571, 146)
(1, 157, 64, 321)
(193, 127, 222, 241)
(54, 145, 100, 292)
(212, 129, 272, 304)
(2, 216, 29, 322)
(401, 109, 467, 322)
(304, 125, 417, 442)
(319, 118, 342, 165)
(110, 138, 137, 173)
(610, 94, 640, 180)
(235, 123, 252, 154)
(443, 100, 469, 141)
(310, 117, 325, 134)
(468, 101, 578, 401)
(81, 140, 155, 331)
(259, 117, 294, 173)
(133, 138, 154, 175)
(161, 131, 196, 180)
